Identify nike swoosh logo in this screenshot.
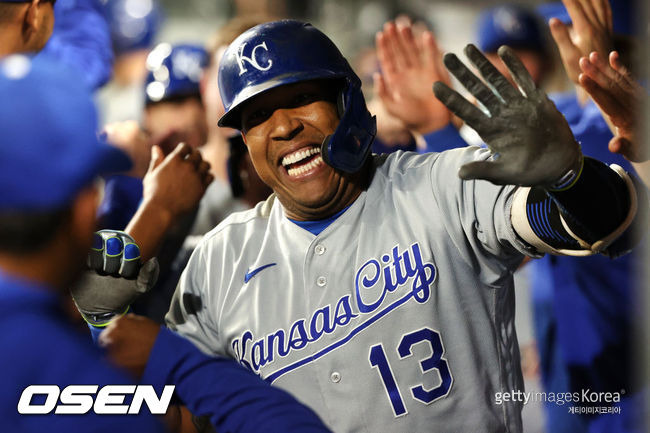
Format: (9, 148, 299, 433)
(244, 263, 277, 283)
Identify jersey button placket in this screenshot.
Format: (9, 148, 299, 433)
(330, 372, 341, 383)
(314, 244, 326, 255)
(316, 276, 327, 287)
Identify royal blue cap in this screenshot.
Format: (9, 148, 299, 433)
(0, 55, 132, 210)
(537, 1, 634, 35)
(477, 5, 546, 54)
(103, 0, 163, 55)
(144, 43, 207, 105)
(536, 2, 571, 25)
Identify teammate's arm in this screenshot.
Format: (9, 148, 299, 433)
(433, 44, 645, 257)
(99, 315, 332, 433)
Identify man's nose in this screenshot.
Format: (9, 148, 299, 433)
(269, 108, 303, 141)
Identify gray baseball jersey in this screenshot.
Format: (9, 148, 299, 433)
(167, 146, 538, 433)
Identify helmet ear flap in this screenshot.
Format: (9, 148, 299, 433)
(321, 80, 376, 173)
(336, 88, 346, 119)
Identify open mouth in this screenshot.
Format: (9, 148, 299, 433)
(281, 146, 324, 178)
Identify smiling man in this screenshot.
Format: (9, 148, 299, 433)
(165, 20, 643, 433)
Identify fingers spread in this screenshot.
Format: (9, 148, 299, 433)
(422, 31, 450, 85)
(442, 51, 502, 110)
(383, 22, 409, 70)
(464, 44, 519, 102)
(433, 81, 489, 131)
(497, 46, 537, 97)
(396, 23, 419, 67)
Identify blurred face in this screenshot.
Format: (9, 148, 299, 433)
(144, 97, 208, 154)
(202, 46, 235, 137)
(485, 49, 546, 86)
(240, 80, 365, 221)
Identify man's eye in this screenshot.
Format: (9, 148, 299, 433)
(248, 108, 271, 124)
(294, 93, 316, 105)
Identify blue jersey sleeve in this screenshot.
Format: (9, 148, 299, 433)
(419, 124, 468, 153)
(97, 175, 143, 230)
(39, 0, 113, 90)
(142, 328, 332, 433)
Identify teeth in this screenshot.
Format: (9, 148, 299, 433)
(287, 155, 323, 177)
(282, 147, 320, 167)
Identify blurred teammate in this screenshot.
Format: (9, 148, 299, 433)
(144, 43, 209, 153)
(97, 0, 162, 124)
(0, 54, 165, 433)
(0, 53, 331, 433)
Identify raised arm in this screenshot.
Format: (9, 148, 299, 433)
(433, 44, 644, 257)
(578, 50, 649, 187)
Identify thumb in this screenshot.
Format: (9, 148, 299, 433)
(136, 258, 160, 293)
(458, 160, 510, 185)
(609, 136, 640, 162)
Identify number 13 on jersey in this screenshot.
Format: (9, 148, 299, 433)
(369, 327, 453, 417)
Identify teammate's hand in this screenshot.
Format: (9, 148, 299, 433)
(71, 231, 160, 325)
(433, 44, 582, 188)
(549, 0, 613, 85)
(579, 50, 645, 162)
(142, 142, 214, 221)
(98, 314, 161, 379)
(374, 20, 452, 135)
(102, 121, 153, 179)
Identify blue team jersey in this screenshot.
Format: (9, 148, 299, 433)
(529, 94, 640, 433)
(0, 272, 165, 433)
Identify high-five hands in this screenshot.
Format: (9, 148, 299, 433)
(433, 44, 582, 188)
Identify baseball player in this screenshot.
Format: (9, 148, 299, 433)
(0, 53, 330, 433)
(162, 20, 643, 433)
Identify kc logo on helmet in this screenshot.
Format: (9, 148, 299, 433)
(236, 42, 273, 76)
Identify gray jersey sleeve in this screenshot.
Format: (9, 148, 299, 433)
(165, 244, 222, 356)
(427, 147, 539, 285)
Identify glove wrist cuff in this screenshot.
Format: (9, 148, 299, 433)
(548, 155, 584, 191)
(79, 306, 129, 327)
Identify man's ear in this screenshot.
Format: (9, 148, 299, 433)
(21, 0, 40, 41)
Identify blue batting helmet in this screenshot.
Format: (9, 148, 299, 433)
(103, 0, 163, 55)
(477, 5, 546, 54)
(217, 20, 376, 174)
(144, 43, 208, 105)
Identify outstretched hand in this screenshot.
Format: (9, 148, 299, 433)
(374, 21, 452, 135)
(549, 0, 613, 85)
(433, 44, 582, 188)
(579, 51, 645, 162)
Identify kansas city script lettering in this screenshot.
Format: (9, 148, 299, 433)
(232, 242, 436, 374)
